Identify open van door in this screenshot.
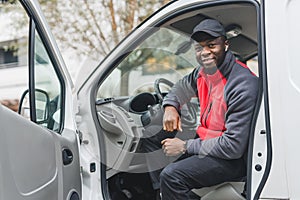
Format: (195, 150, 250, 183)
(0, 0, 81, 199)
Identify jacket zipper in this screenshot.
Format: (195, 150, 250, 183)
(204, 101, 213, 127)
(200, 83, 212, 126)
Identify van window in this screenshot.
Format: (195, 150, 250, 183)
(33, 32, 62, 132)
(97, 28, 197, 99)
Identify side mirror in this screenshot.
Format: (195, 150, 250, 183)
(18, 89, 50, 124)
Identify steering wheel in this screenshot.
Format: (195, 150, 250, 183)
(154, 78, 198, 127)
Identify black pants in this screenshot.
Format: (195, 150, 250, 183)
(141, 128, 246, 200)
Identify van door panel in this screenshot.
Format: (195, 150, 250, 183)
(0, 106, 58, 199)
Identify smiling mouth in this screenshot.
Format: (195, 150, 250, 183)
(202, 58, 215, 63)
(201, 58, 217, 68)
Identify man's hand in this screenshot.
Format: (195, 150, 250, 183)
(163, 106, 182, 132)
(161, 138, 186, 156)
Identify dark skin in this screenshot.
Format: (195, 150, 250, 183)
(162, 34, 229, 156)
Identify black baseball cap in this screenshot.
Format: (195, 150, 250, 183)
(191, 19, 226, 42)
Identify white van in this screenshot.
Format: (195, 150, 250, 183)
(0, 0, 299, 199)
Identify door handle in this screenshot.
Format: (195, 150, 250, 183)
(62, 148, 73, 165)
(97, 111, 123, 135)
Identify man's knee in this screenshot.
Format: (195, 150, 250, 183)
(160, 163, 180, 184)
(160, 163, 192, 199)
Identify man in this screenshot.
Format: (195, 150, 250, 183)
(143, 19, 258, 200)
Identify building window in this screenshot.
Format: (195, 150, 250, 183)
(0, 45, 18, 68)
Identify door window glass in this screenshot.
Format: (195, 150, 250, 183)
(97, 28, 198, 99)
(34, 32, 62, 132)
